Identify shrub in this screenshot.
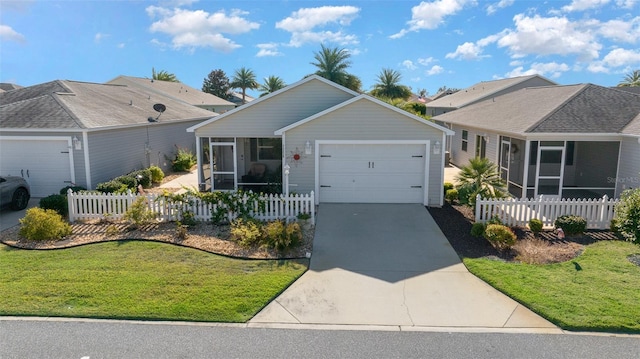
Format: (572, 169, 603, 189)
(19, 208, 72, 241)
(443, 182, 454, 196)
(528, 218, 543, 234)
(230, 217, 263, 247)
(171, 145, 196, 172)
(612, 188, 640, 244)
(129, 169, 153, 188)
(297, 212, 311, 220)
(123, 197, 156, 228)
(483, 224, 517, 250)
(264, 220, 302, 251)
(149, 166, 165, 183)
(175, 222, 188, 241)
(113, 175, 137, 189)
(59, 185, 86, 195)
(96, 180, 129, 194)
(554, 215, 587, 236)
(470, 222, 485, 237)
(445, 189, 459, 203)
(39, 194, 68, 217)
(487, 215, 503, 225)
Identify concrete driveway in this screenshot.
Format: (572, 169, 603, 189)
(0, 198, 40, 231)
(250, 203, 557, 331)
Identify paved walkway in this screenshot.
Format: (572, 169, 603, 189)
(250, 203, 558, 332)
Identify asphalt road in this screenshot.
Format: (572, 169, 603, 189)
(1, 319, 638, 358)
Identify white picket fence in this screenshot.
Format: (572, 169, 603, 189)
(475, 194, 618, 229)
(67, 190, 315, 225)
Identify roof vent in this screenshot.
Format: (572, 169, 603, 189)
(129, 100, 132, 106)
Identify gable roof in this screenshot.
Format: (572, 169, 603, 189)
(434, 84, 640, 136)
(275, 94, 454, 136)
(187, 75, 360, 132)
(622, 112, 640, 136)
(0, 80, 215, 130)
(107, 76, 235, 107)
(426, 75, 556, 109)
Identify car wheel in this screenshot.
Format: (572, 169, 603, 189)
(11, 187, 29, 210)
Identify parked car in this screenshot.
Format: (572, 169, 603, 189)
(0, 176, 31, 210)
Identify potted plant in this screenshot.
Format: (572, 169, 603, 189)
(296, 212, 313, 231)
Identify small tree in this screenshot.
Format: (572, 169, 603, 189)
(230, 67, 258, 104)
(152, 67, 179, 82)
(259, 75, 286, 97)
(202, 69, 231, 99)
(455, 157, 507, 206)
(612, 187, 640, 244)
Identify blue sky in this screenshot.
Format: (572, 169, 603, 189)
(1, 0, 639, 97)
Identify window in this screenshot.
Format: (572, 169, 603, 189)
(475, 135, 486, 158)
(461, 130, 468, 152)
(250, 138, 282, 161)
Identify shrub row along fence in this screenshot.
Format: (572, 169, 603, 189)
(475, 195, 618, 230)
(67, 190, 315, 225)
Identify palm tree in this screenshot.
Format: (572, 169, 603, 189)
(311, 45, 349, 84)
(151, 67, 179, 82)
(258, 76, 286, 97)
(370, 68, 412, 100)
(230, 67, 258, 104)
(455, 157, 507, 206)
(617, 69, 640, 87)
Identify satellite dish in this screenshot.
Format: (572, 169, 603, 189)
(153, 103, 166, 113)
(147, 117, 157, 123)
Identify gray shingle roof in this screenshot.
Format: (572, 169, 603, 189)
(107, 76, 236, 107)
(622, 112, 640, 135)
(0, 80, 216, 130)
(434, 84, 640, 135)
(426, 75, 556, 109)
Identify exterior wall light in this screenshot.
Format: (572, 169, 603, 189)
(433, 141, 441, 155)
(72, 136, 82, 150)
(305, 140, 313, 155)
(283, 164, 291, 196)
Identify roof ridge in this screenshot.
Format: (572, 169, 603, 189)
(50, 87, 88, 129)
(525, 84, 591, 132)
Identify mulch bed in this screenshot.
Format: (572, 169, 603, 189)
(428, 202, 619, 262)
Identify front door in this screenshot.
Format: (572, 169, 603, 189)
(210, 140, 237, 191)
(535, 146, 565, 197)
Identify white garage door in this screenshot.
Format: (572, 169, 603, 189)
(318, 143, 428, 203)
(0, 138, 74, 197)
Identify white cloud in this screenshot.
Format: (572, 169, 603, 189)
(276, 6, 360, 47)
(496, 14, 601, 61)
(94, 32, 109, 43)
(562, 0, 611, 12)
(506, 62, 570, 78)
(146, 7, 259, 52)
(486, 0, 514, 15)
(588, 48, 640, 72)
(256, 43, 282, 57)
(596, 17, 640, 43)
(0, 24, 25, 43)
(445, 41, 487, 60)
(418, 57, 437, 65)
(390, 0, 474, 38)
(117, 43, 125, 49)
(616, 0, 638, 8)
(402, 60, 417, 70)
(426, 65, 444, 75)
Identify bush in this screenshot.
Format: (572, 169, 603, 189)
(149, 166, 165, 183)
(171, 145, 196, 172)
(113, 175, 137, 189)
(528, 218, 543, 234)
(230, 217, 264, 247)
(470, 222, 485, 237)
(445, 189, 459, 203)
(123, 197, 156, 228)
(19, 208, 72, 241)
(264, 220, 302, 251)
(96, 180, 129, 194)
(129, 169, 153, 189)
(554, 215, 587, 236)
(59, 185, 86, 195)
(443, 182, 454, 196)
(612, 188, 640, 244)
(487, 215, 503, 225)
(483, 224, 517, 250)
(39, 194, 68, 217)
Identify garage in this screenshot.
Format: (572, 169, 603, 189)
(0, 137, 74, 197)
(318, 142, 428, 203)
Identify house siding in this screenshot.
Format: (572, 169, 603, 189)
(284, 100, 446, 206)
(193, 80, 355, 138)
(616, 137, 640, 197)
(87, 121, 200, 187)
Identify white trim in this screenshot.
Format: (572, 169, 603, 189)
(438, 131, 446, 206)
(314, 140, 431, 206)
(82, 131, 92, 189)
(187, 75, 360, 133)
(275, 94, 454, 136)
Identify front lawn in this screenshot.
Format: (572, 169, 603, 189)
(0, 241, 307, 322)
(464, 240, 640, 333)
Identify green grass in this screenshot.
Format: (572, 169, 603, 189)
(464, 240, 640, 333)
(0, 241, 307, 322)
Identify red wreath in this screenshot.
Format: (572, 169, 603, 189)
(293, 154, 301, 161)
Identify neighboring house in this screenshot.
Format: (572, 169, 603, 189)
(227, 91, 255, 106)
(426, 75, 557, 117)
(0, 80, 215, 197)
(107, 76, 237, 114)
(188, 75, 453, 206)
(434, 84, 640, 199)
(0, 83, 23, 92)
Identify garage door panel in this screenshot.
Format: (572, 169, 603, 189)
(319, 143, 427, 204)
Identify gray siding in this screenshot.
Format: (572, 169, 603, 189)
(88, 120, 200, 187)
(616, 137, 640, 197)
(284, 99, 446, 206)
(448, 124, 501, 167)
(194, 80, 355, 138)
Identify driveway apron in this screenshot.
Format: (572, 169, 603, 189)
(251, 203, 555, 329)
